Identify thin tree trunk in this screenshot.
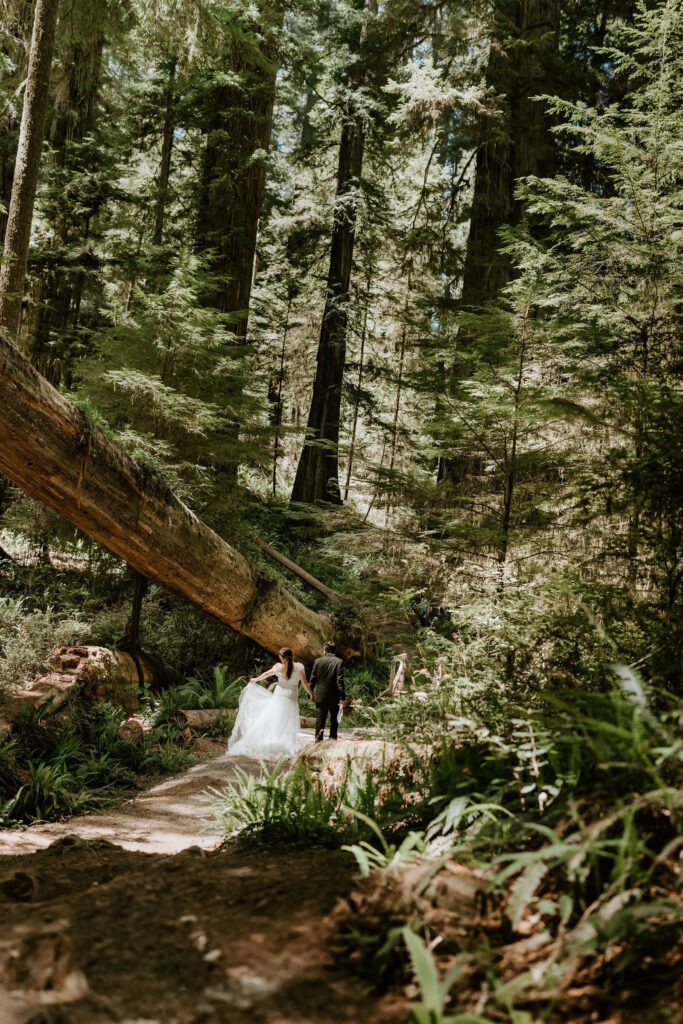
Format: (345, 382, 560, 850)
(0, 1, 32, 241)
(291, 110, 365, 504)
(0, 0, 58, 338)
(272, 293, 292, 495)
(0, 327, 332, 661)
(385, 272, 411, 527)
(343, 284, 370, 502)
(153, 60, 176, 247)
(498, 302, 529, 573)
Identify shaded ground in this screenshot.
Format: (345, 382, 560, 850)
(0, 736, 407, 1024)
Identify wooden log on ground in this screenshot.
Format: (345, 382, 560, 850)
(0, 645, 148, 733)
(0, 329, 331, 661)
(174, 710, 318, 731)
(172, 708, 234, 729)
(249, 534, 340, 602)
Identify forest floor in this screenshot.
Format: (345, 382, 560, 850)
(0, 735, 407, 1024)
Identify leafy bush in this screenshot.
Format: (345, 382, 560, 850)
(150, 665, 243, 723)
(339, 669, 683, 1019)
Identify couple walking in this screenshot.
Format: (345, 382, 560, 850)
(227, 642, 346, 759)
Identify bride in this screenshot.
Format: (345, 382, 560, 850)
(227, 647, 314, 759)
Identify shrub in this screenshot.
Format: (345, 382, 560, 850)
(212, 759, 383, 847)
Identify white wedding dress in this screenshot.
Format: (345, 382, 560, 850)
(227, 663, 306, 759)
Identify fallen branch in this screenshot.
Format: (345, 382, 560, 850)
(249, 534, 340, 602)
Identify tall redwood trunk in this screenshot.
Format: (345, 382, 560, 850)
(0, 0, 58, 338)
(194, 10, 282, 490)
(462, 0, 558, 305)
(31, 27, 106, 382)
(291, 110, 366, 504)
(194, 16, 281, 336)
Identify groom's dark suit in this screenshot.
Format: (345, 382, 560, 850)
(309, 652, 345, 742)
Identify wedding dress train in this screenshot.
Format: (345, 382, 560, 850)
(227, 663, 306, 759)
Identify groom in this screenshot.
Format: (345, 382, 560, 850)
(309, 641, 346, 742)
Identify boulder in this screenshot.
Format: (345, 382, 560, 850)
(47, 644, 145, 712)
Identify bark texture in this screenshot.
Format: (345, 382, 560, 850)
(153, 60, 177, 247)
(290, 108, 366, 505)
(459, 0, 559, 307)
(194, 13, 282, 336)
(291, 0, 377, 505)
(0, 328, 331, 661)
(32, 13, 108, 383)
(0, 0, 59, 338)
(0, 1, 32, 242)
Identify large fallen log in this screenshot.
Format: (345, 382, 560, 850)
(0, 329, 331, 661)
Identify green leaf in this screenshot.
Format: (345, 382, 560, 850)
(507, 862, 548, 930)
(402, 927, 443, 1013)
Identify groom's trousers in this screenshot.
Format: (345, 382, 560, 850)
(315, 696, 339, 742)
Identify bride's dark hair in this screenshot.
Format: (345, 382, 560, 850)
(279, 647, 294, 679)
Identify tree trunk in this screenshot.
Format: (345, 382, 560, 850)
(250, 534, 340, 602)
(290, 110, 365, 504)
(385, 271, 411, 526)
(461, 0, 559, 307)
(0, 1, 32, 242)
(194, 19, 281, 334)
(271, 293, 292, 494)
(291, 0, 378, 506)
(0, 0, 59, 338)
(194, 10, 282, 489)
(32, 26, 106, 382)
(343, 284, 370, 502)
(153, 59, 177, 247)
(0, 328, 331, 661)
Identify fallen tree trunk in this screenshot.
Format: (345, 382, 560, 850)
(172, 708, 234, 729)
(0, 329, 331, 661)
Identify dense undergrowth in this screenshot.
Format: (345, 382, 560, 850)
(0, 696, 195, 825)
(213, 664, 683, 1022)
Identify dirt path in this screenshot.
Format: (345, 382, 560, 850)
(0, 748, 264, 856)
(0, 738, 407, 1024)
